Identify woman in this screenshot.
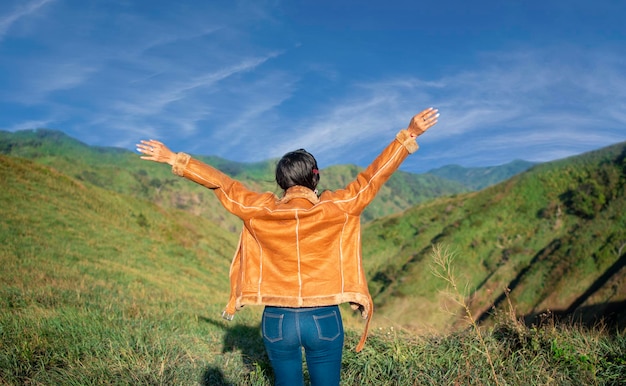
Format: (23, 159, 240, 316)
(137, 107, 439, 385)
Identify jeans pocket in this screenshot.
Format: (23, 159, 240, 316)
(313, 310, 341, 341)
(262, 312, 284, 343)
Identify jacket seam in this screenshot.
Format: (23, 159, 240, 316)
(295, 210, 303, 304)
(249, 218, 263, 299)
(340, 213, 348, 293)
(357, 229, 362, 284)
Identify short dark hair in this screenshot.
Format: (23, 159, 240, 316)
(276, 149, 319, 192)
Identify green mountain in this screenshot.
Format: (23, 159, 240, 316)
(363, 141, 626, 332)
(0, 129, 467, 224)
(0, 150, 237, 296)
(428, 159, 536, 190)
(2, 128, 624, 334)
(2, 130, 625, 384)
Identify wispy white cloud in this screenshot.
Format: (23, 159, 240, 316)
(0, 1, 287, 149)
(0, 0, 54, 40)
(1, 1, 624, 173)
(273, 46, 626, 169)
(2, 119, 54, 132)
(427, 49, 626, 139)
(111, 53, 282, 118)
(10, 61, 98, 105)
(266, 94, 407, 164)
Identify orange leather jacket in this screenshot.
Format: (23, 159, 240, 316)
(172, 129, 419, 351)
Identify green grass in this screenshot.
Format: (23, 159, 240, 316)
(5, 239, 624, 385)
(3, 276, 625, 385)
(0, 154, 242, 383)
(2, 138, 625, 384)
(342, 315, 626, 385)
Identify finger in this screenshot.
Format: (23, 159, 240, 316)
(140, 139, 161, 149)
(137, 145, 157, 156)
(136, 144, 151, 153)
(138, 139, 162, 149)
(424, 110, 439, 122)
(420, 107, 434, 118)
(417, 109, 435, 124)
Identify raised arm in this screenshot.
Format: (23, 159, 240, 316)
(325, 107, 439, 214)
(136, 138, 273, 219)
(136, 139, 237, 190)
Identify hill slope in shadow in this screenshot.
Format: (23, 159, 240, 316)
(363, 141, 626, 333)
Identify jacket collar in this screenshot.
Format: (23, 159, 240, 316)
(276, 185, 320, 205)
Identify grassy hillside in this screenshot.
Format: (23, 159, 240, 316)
(364, 141, 626, 333)
(0, 154, 242, 383)
(1, 144, 625, 384)
(0, 129, 467, 225)
(0, 129, 263, 232)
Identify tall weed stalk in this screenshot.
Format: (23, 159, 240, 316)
(430, 243, 501, 386)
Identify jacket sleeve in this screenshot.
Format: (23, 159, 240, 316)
(171, 152, 272, 219)
(325, 129, 419, 215)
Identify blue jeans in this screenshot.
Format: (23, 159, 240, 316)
(262, 305, 344, 386)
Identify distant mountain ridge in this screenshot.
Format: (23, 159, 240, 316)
(428, 159, 536, 190)
(1, 128, 526, 224)
(0, 129, 463, 224)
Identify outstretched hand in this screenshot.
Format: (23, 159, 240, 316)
(136, 139, 176, 165)
(408, 107, 439, 137)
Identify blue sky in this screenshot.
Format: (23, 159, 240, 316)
(1, 0, 625, 172)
